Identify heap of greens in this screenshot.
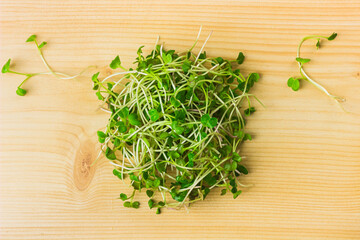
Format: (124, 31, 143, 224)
(93, 35, 260, 213)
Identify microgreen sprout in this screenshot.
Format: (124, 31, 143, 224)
(1, 35, 92, 96)
(288, 32, 345, 105)
(95, 28, 260, 213)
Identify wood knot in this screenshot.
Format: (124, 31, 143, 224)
(73, 139, 96, 191)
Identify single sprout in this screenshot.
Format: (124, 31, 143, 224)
(1, 34, 93, 96)
(287, 32, 345, 105)
(94, 27, 260, 213)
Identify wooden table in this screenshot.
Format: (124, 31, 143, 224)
(1, 0, 360, 239)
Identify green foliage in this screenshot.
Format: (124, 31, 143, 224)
(16, 87, 27, 96)
(110, 55, 121, 69)
(236, 52, 245, 64)
(2, 59, 11, 73)
(26, 34, 37, 42)
(92, 33, 257, 212)
(287, 77, 300, 91)
(38, 41, 47, 49)
(328, 32, 337, 41)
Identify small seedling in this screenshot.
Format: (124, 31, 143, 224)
(287, 32, 345, 105)
(2, 35, 92, 96)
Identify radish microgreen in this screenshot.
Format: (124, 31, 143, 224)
(288, 32, 345, 105)
(95, 29, 260, 213)
(1, 35, 92, 96)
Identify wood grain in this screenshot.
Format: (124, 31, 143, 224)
(1, 0, 360, 239)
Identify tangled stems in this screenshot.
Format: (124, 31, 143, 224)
(94, 30, 259, 213)
(287, 32, 345, 105)
(1, 35, 92, 96)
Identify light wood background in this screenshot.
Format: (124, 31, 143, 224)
(1, 0, 360, 239)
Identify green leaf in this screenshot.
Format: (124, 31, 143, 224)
(148, 199, 154, 209)
(208, 117, 218, 128)
(97, 131, 106, 139)
(137, 45, 144, 55)
(153, 178, 161, 187)
(105, 147, 116, 160)
(171, 121, 184, 135)
(95, 91, 104, 100)
(221, 189, 227, 195)
(91, 72, 100, 90)
(123, 201, 131, 208)
(237, 165, 248, 175)
(233, 190, 242, 199)
(248, 72, 260, 83)
(159, 132, 169, 140)
(116, 121, 127, 133)
(230, 179, 236, 187)
(110, 55, 121, 69)
(132, 201, 140, 209)
(224, 162, 232, 172)
(204, 174, 217, 186)
(128, 113, 142, 126)
(187, 152, 195, 161)
(170, 97, 181, 108)
(2, 59, 11, 73)
(231, 161, 237, 171)
(243, 133, 252, 141)
(239, 72, 259, 92)
(236, 52, 245, 64)
(129, 173, 139, 182)
(220, 145, 232, 158)
(148, 108, 160, 121)
(146, 190, 154, 198)
(316, 40, 320, 49)
(156, 162, 166, 172)
(287, 77, 300, 91)
(182, 60, 191, 73)
(118, 107, 129, 119)
(232, 152, 242, 162)
(198, 51, 206, 59)
(170, 190, 187, 202)
(16, 87, 27, 96)
(169, 151, 180, 159)
(113, 169, 123, 180)
(295, 57, 311, 64)
(119, 193, 127, 201)
(156, 208, 161, 214)
(215, 57, 224, 64)
(201, 114, 210, 126)
(162, 54, 172, 64)
(97, 131, 106, 143)
(38, 41, 47, 49)
(244, 107, 256, 116)
(26, 34, 36, 42)
(200, 131, 207, 140)
(328, 32, 337, 41)
(187, 152, 195, 167)
(202, 188, 210, 199)
(174, 109, 186, 121)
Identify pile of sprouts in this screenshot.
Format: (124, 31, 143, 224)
(92, 28, 260, 213)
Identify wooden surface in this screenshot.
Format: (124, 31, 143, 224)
(1, 0, 360, 239)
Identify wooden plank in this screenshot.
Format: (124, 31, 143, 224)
(0, 0, 359, 239)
